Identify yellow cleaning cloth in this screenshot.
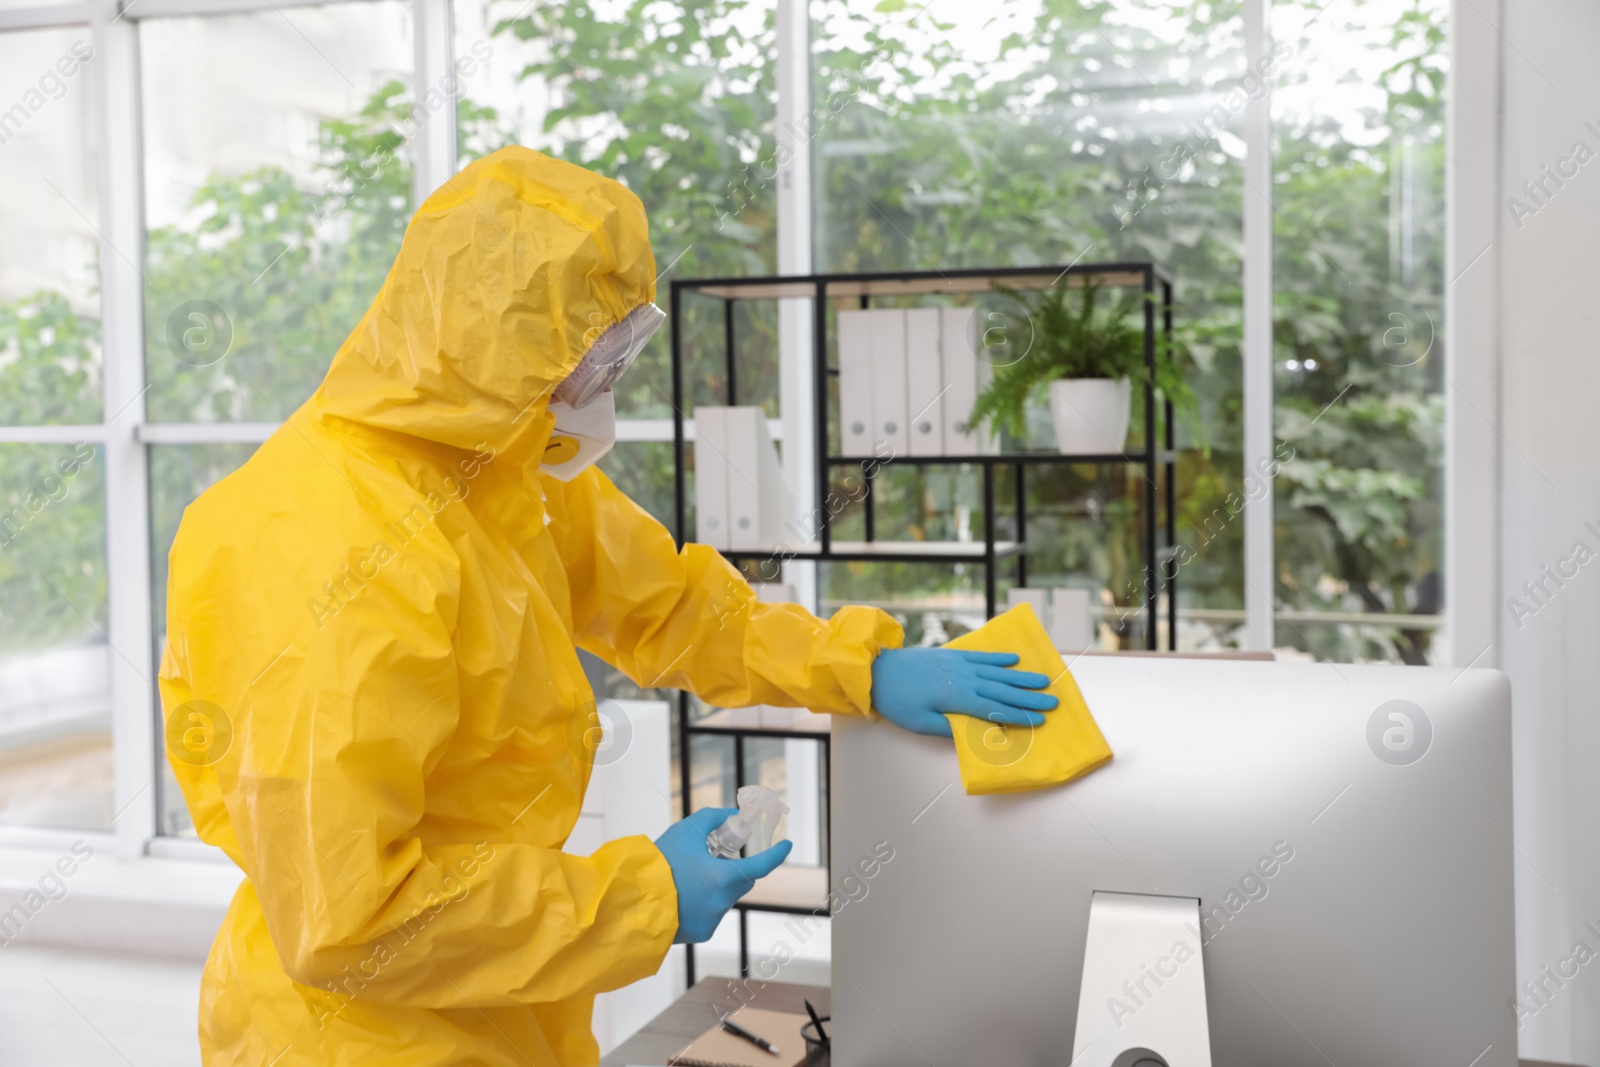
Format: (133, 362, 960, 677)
(945, 603, 1113, 795)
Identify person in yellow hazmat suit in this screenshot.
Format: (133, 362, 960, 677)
(159, 146, 1056, 1067)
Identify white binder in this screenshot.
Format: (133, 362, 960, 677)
(941, 306, 995, 455)
(838, 309, 876, 458)
(724, 407, 790, 551)
(869, 308, 909, 456)
(1050, 586, 1095, 652)
(692, 407, 730, 549)
(905, 308, 945, 456)
(1006, 587, 1048, 620)
(1005, 586, 1097, 652)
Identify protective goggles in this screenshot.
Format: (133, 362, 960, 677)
(553, 302, 667, 409)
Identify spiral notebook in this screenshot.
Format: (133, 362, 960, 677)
(666, 1006, 808, 1067)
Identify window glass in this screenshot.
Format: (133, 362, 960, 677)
(451, 0, 781, 419)
(1271, 0, 1446, 663)
(0, 442, 111, 830)
(0, 29, 109, 831)
(139, 3, 415, 424)
(0, 27, 101, 425)
(813, 0, 1245, 649)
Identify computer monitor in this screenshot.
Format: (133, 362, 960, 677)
(830, 657, 1515, 1067)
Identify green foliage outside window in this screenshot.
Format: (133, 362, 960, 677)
(0, 292, 101, 426)
(802, 0, 1446, 659)
(1270, 6, 1446, 663)
(0, 0, 1447, 665)
(141, 85, 417, 424)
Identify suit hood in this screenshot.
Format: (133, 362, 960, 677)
(313, 146, 656, 458)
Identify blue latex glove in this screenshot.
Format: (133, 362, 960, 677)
(870, 647, 1058, 738)
(653, 807, 793, 944)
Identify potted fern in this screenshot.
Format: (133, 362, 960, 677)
(966, 282, 1193, 454)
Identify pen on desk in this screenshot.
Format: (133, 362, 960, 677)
(803, 999, 828, 1044)
(719, 1017, 780, 1056)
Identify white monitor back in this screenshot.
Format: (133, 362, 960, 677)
(830, 658, 1515, 1067)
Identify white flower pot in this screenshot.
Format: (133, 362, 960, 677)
(1049, 378, 1132, 455)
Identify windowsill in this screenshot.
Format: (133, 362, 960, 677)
(0, 839, 241, 959)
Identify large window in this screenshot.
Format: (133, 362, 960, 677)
(810, 0, 1449, 659)
(0, 0, 1451, 862)
(812, 0, 1247, 650)
(140, 3, 415, 423)
(1270, 0, 1446, 663)
(0, 26, 111, 830)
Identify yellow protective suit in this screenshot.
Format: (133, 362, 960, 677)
(159, 146, 903, 1067)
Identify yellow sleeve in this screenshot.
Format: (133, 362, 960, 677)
(546, 467, 903, 716)
(161, 556, 677, 1009)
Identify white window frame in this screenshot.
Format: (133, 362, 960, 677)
(1443, 0, 1501, 670)
(1241, 0, 1275, 651)
(0, 0, 1482, 868)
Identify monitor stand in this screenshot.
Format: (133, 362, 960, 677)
(1070, 891, 1213, 1067)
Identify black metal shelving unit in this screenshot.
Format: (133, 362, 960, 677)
(666, 262, 1178, 984)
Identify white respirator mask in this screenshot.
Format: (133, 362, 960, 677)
(542, 390, 617, 482)
(541, 302, 665, 481)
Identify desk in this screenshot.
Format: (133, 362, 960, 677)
(602, 979, 828, 1067)
(604, 981, 1579, 1067)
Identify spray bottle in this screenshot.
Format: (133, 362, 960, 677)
(706, 785, 789, 858)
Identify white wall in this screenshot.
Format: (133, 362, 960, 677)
(1495, 0, 1600, 1060)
